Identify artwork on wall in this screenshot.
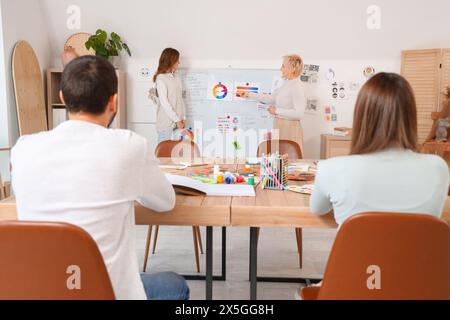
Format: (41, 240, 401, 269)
(324, 105, 338, 122)
(305, 98, 319, 115)
(301, 64, 320, 83)
(331, 82, 347, 100)
(363, 66, 376, 78)
(325, 67, 336, 82)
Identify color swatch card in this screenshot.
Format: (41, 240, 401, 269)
(234, 82, 261, 100)
(207, 81, 234, 101)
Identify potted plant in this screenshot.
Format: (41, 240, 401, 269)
(85, 29, 131, 68)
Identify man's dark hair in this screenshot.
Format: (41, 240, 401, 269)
(61, 56, 118, 115)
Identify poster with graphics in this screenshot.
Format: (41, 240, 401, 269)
(234, 82, 261, 100)
(207, 81, 234, 101)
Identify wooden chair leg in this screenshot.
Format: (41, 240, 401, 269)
(295, 228, 303, 269)
(142, 225, 153, 272)
(192, 226, 201, 273)
(195, 226, 204, 254)
(152, 225, 160, 254)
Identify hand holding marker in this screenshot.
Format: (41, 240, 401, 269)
(238, 91, 250, 98)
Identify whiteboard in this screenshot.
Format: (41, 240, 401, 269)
(179, 68, 282, 158)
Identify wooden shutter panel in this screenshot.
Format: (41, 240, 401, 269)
(401, 49, 441, 143)
(440, 49, 450, 110)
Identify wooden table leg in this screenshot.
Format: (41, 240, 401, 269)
(250, 227, 258, 300)
(206, 226, 213, 300)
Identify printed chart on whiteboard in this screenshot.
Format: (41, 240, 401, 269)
(179, 68, 281, 157)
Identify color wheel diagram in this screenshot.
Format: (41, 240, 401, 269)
(207, 81, 234, 101)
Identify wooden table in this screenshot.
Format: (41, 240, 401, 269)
(1, 158, 449, 300)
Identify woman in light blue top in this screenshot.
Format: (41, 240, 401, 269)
(311, 72, 449, 226)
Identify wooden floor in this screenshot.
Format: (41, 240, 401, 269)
(136, 226, 337, 300)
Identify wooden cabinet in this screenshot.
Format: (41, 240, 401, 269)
(401, 49, 450, 143)
(320, 134, 352, 159)
(46, 68, 127, 129)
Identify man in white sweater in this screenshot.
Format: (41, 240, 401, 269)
(11, 56, 189, 300)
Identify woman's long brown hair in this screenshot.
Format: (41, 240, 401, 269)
(153, 48, 180, 82)
(350, 72, 418, 155)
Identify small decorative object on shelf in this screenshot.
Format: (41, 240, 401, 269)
(425, 86, 450, 142)
(260, 153, 288, 190)
(422, 86, 450, 159)
(436, 118, 450, 141)
(435, 86, 450, 141)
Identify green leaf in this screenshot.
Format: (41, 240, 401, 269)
(123, 43, 131, 56)
(95, 29, 107, 44)
(110, 38, 122, 51)
(111, 32, 121, 42)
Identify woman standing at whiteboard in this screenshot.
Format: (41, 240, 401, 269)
(153, 48, 186, 143)
(241, 55, 306, 153)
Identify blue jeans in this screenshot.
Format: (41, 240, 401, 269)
(158, 129, 183, 144)
(158, 129, 174, 143)
(140, 272, 190, 300)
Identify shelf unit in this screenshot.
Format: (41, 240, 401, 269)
(46, 68, 127, 129)
(320, 134, 352, 159)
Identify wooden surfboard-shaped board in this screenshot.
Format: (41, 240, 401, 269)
(12, 41, 48, 135)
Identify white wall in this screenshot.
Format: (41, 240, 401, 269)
(37, 0, 450, 157)
(40, 0, 450, 61)
(0, 0, 52, 180)
(2, 0, 450, 161)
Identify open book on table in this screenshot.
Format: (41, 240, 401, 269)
(165, 174, 256, 197)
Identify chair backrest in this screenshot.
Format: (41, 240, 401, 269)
(0, 221, 115, 300)
(257, 139, 302, 159)
(155, 140, 201, 159)
(318, 212, 450, 300)
(0, 173, 4, 200)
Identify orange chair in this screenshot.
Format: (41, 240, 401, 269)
(257, 139, 304, 268)
(0, 221, 115, 300)
(143, 140, 204, 273)
(302, 212, 450, 300)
